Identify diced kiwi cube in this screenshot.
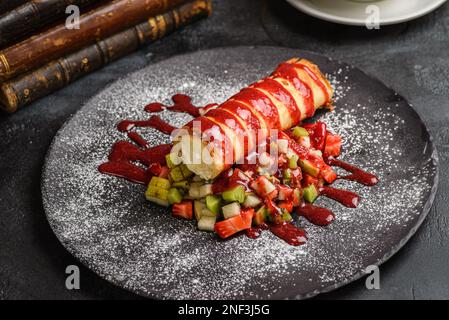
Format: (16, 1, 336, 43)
(199, 184, 213, 197)
(149, 176, 171, 190)
(222, 202, 241, 219)
(206, 195, 221, 215)
(201, 207, 217, 217)
(145, 196, 169, 207)
(254, 206, 268, 225)
(180, 164, 193, 178)
(288, 154, 299, 169)
(292, 126, 309, 137)
(172, 180, 189, 189)
(222, 185, 245, 203)
(197, 216, 216, 232)
(303, 184, 318, 203)
(299, 159, 320, 177)
(283, 168, 292, 179)
(145, 185, 170, 206)
(281, 209, 293, 222)
(169, 166, 184, 182)
(167, 188, 182, 204)
(243, 193, 261, 208)
(165, 153, 177, 168)
(194, 200, 205, 221)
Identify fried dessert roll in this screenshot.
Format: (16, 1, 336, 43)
(173, 58, 334, 180)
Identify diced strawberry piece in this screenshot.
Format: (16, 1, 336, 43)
(292, 189, 301, 207)
(277, 153, 288, 167)
(302, 174, 319, 187)
(264, 197, 278, 213)
(158, 166, 169, 179)
(289, 168, 303, 188)
(267, 188, 279, 200)
(263, 198, 283, 224)
(324, 133, 342, 158)
(278, 201, 293, 213)
(320, 164, 337, 183)
(172, 201, 193, 220)
(148, 163, 162, 176)
(214, 208, 254, 239)
(250, 176, 276, 197)
(306, 153, 326, 172)
(253, 209, 266, 226)
(303, 122, 327, 151)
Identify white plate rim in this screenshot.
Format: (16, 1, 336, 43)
(286, 0, 447, 26)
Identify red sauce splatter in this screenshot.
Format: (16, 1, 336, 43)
(246, 223, 269, 239)
(98, 142, 172, 185)
(144, 102, 164, 112)
(246, 227, 262, 239)
(127, 131, 148, 148)
(297, 203, 335, 226)
(320, 185, 360, 208)
(212, 168, 252, 194)
(117, 115, 176, 135)
(99, 93, 380, 247)
(269, 222, 308, 246)
(326, 157, 379, 186)
(145, 94, 202, 117)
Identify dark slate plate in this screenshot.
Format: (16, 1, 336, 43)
(41, 46, 438, 300)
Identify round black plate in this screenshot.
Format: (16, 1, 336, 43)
(42, 46, 438, 299)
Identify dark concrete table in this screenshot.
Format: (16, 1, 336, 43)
(1, 0, 448, 299)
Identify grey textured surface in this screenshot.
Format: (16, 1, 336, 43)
(0, 0, 449, 299)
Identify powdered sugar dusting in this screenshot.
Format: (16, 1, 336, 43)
(42, 47, 437, 300)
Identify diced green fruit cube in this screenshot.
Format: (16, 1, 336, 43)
(169, 166, 184, 182)
(288, 154, 299, 169)
(222, 202, 241, 219)
(165, 153, 177, 168)
(281, 209, 293, 222)
(197, 216, 216, 232)
(145, 185, 169, 200)
(194, 200, 205, 221)
(201, 207, 217, 217)
(199, 184, 213, 197)
(188, 183, 202, 198)
(303, 184, 318, 203)
(243, 193, 261, 208)
(254, 206, 268, 225)
(299, 159, 320, 177)
(172, 180, 189, 189)
(149, 176, 171, 190)
(145, 184, 170, 207)
(292, 126, 309, 137)
(167, 188, 182, 204)
(180, 164, 193, 178)
(222, 185, 245, 203)
(145, 196, 169, 207)
(205, 195, 221, 214)
(283, 168, 292, 179)
(293, 188, 301, 205)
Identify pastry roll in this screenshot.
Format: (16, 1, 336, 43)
(173, 58, 334, 180)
